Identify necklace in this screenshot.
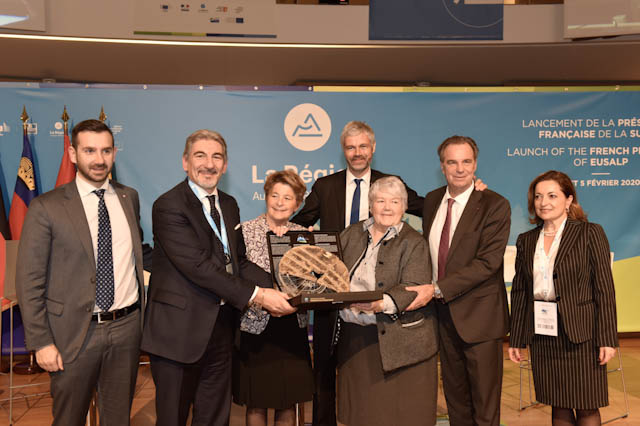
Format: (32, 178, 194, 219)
(543, 229, 556, 236)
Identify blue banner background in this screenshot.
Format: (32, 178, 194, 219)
(0, 84, 638, 330)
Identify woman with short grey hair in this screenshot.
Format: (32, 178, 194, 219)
(334, 176, 438, 426)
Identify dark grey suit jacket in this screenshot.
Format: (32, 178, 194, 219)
(423, 186, 511, 343)
(292, 169, 424, 232)
(510, 220, 618, 348)
(16, 180, 145, 363)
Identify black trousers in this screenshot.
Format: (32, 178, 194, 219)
(150, 305, 234, 426)
(311, 309, 337, 426)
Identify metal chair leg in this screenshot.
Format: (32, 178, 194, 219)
(518, 347, 537, 410)
(602, 347, 630, 424)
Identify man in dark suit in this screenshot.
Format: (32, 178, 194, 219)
(291, 121, 422, 426)
(141, 129, 295, 426)
(416, 135, 511, 426)
(16, 119, 145, 425)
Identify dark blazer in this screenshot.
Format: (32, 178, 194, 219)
(338, 221, 438, 373)
(141, 179, 270, 364)
(16, 180, 145, 363)
(292, 169, 424, 232)
(422, 187, 511, 343)
(509, 220, 618, 348)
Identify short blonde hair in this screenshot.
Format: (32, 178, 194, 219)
(340, 121, 375, 147)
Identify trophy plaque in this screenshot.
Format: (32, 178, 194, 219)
(267, 231, 382, 310)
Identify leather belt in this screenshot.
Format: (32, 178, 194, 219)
(92, 302, 139, 324)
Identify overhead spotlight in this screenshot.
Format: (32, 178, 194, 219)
(0, 0, 29, 27)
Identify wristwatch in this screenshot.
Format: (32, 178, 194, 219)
(433, 283, 443, 299)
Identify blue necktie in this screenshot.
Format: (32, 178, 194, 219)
(94, 189, 114, 312)
(350, 178, 363, 225)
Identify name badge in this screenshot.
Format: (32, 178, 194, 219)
(534, 301, 558, 337)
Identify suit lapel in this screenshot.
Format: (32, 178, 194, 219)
(62, 182, 95, 266)
(113, 183, 142, 264)
(448, 189, 481, 257)
(522, 228, 539, 279)
(554, 220, 581, 270)
(423, 187, 445, 235)
(219, 192, 237, 262)
(369, 170, 385, 219)
(334, 170, 346, 222)
(182, 181, 214, 242)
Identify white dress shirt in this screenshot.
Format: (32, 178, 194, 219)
(428, 183, 474, 284)
(533, 218, 567, 301)
(344, 168, 371, 228)
(188, 180, 259, 303)
(76, 176, 137, 313)
(340, 218, 402, 326)
(189, 183, 222, 224)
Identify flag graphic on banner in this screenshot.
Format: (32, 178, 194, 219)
(9, 123, 39, 240)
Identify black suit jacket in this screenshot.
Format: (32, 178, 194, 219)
(509, 220, 618, 348)
(141, 179, 270, 364)
(423, 186, 511, 343)
(291, 169, 423, 232)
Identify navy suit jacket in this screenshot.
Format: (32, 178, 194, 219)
(141, 179, 270, 363)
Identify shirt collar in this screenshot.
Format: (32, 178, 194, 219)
(346, 168, 371, 185)
(75, 175, 111, 197)
(444, 181, 474, 207)
(188, 179, 219, 203)
(362, 216, 404, 240)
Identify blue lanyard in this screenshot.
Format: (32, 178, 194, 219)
(188, 180, 229, 256)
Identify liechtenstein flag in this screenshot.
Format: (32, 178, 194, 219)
(9, 129, 39, 240)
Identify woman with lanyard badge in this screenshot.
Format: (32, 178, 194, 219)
(508, 170, 618, 426)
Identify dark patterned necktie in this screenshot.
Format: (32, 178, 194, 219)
(94, 189, 114, 312)
(438, 198, 455, 281)
(349, 178, 363, 225)
(206, 195, 226, 259)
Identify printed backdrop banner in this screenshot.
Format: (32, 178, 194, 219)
(0, 84, 638, 331)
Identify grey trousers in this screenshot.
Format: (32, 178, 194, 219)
(49, 308, 141, 426)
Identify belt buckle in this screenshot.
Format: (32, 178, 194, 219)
(97, 311, 115, 324)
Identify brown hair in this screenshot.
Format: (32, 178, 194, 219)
(437, 135, 479, 162)
(527, 170, 587, 225)
(264, 170, 307, 206)
(183, 129, 227, 161)
(71, 119, 113, 149)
